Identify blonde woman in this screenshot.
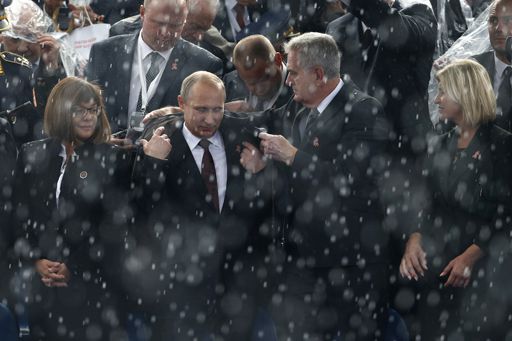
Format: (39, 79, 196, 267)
(400, 59, 512, 339)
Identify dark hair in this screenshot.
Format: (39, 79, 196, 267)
(44, 76, 111, 144)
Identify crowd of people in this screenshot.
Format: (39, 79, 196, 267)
(0, 0, 511, 340)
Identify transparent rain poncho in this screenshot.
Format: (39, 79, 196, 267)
(428, 5, 492, 123)
(2, 0, 87, 76)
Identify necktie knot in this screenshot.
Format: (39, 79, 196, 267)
(503, 66, 512, 78)
(199, 139, 211, 150)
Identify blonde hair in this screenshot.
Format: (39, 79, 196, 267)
(436, 59, 496, 127)
(44, 77, 111, 144)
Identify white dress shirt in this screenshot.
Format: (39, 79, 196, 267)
(128, 33, 173, 116)
(182, 124, 228, 211)
(316, 79, 344, 115)
(225, 0, 249, 40)
(56, 144, 77, 208)
(493, 53, 512, 95)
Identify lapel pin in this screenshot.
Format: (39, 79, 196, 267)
(472, 150, 481, 160)
(171, 59, 179, 70)
(313, 137, 319, 147)
(79, 171, 88, 179)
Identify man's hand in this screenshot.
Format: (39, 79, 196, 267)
(240, 141, 266, 173)
(140, 126, 172, 160)
(69, 4, 104, 27)
(35, 259, 69, 287)
(38, 35, 61, 74)
(259, 132, 298, 165)
(400, 232, 428, 280)
(142, 106, 181, 124)
(441, 244, 483, 288)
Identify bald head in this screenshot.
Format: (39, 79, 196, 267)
(181, 0, 219, 44)
(233, 35, 276, 70)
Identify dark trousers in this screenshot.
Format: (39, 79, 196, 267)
(269, 263, 389, 341)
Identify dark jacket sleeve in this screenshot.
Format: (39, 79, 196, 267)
(348, 1, 437, 52)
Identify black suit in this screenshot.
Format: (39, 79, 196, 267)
(267, 80, 391, 340)
(0, 118, 16, 304)
(473, 51, 512, 132)
(130, 114, 271, 339)
(13, 138, 132, 340)
(87, 34, 223, 132)
(327, 0, 437, 155)
(224, 69, 293, 110)
(411, 123, 512, 339)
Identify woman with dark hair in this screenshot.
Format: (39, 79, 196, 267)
(13, 76, 132, 340)
(400, 59, 512, 339)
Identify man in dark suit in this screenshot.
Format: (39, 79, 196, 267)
(327, 0, 437, 157)
(224, 34, 292, 111)
(214, 0, 269, 42)
(245, 32, 391, 340)
(109, 0, 236, 74)
(327, 1, 437, 309)
(87, 0, 223, 138)
(130, 71, 271, 339)
(473, 0, 512, 131)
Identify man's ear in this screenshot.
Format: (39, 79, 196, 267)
(139, 5, 145, 20)
(177, 95, 185, 109)
(314, 66, 325, 83)
(274, 52, 283, 66)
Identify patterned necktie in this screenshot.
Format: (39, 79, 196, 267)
(199, 139, 219, 211)
(234, 3, 246, 30)
(136, 52, 163, 112)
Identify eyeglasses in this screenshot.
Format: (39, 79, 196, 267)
(72, 106, 101, 119)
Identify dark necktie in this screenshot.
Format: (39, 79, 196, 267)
(299, 108, 319, 140)
(497, 67, 512, 125)
(234, 3, 246, 30)
(136, 52, 162, 112)
(199, 139, 219, 211)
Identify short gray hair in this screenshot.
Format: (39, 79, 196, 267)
(284, 32, 340, 80)
(180, 71, 225, 102)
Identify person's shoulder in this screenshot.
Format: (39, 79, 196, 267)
(20, 138, 56, 159)
(340, 79, 380, 106)
(472, 51, 494, 65)
(0, 51, 31, 74)
(94, 32, 135, 50)
(177, 39, 222, 62)
(0, 51, 31, 68)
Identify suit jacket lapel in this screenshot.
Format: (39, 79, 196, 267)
(169, 128, 208, 198)
(119, 34, 138, 120)
(220, 124, 241, 213)
(301, 82, 350, 148)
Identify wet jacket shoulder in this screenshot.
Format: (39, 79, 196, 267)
(0, 51, 33, 112)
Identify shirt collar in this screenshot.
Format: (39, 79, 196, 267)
(494, 52, 511, 78)
(137, 32, 173, 62)
(225, 0, 238, 9)
(316, 78, 343, 114)
(182, 123, 223, 150)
